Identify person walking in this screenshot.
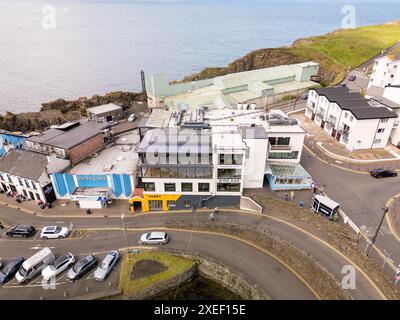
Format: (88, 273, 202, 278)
(208, 211, 215, 223)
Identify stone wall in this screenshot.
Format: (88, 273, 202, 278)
(159, 249, 269, 300)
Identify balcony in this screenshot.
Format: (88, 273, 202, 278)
(269, 144, 293, 152)
(325, 117, 337, 127)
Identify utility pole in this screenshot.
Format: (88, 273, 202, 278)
(121, 214, 130, 260)
(367, 206, 389, 257)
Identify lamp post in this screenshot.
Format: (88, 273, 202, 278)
(121, 214, 130, 260)
(367, 206, 389, 257)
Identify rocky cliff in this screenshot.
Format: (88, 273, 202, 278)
(0, 91, 146, 132)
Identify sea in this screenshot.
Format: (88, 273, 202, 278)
(1, 0, 400, 113)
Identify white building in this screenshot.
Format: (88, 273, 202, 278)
(305, 87, 398, 151)
(0, 149, 70, 204)
(367, 54, 400, 93)
(130, 108, 311, 212)
(381, 85, 400, 147)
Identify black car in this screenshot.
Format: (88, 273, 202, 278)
(5, 225, 36, 238)
(0, 257, 25, 284)
(67, 255, 97, 280)
(370, 168, 398, 178)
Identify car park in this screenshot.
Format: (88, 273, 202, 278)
(0, 257, 25, 284)
(94, 251, 120, 281)
(5, 225, 35, 238)
(67, 255, 97, 281)
(40, 226, 70, 239)
(42, 253, 75, 282)
(139, 232, 169, 245)
(15, 247, 55, 284)
(370, 168, 398, 178)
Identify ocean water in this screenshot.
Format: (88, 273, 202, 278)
(0, 0, 400, 113)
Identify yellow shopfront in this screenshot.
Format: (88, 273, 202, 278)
(129, 194, 181, 213)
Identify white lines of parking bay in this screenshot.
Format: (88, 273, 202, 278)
(360, 224, 392, 238)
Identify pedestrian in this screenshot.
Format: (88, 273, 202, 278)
(208, 211, 215, 223)
(284, 192, 289, 202)
(0, 221, 4, 229)
(298, 200, 304, 208)
(290, 191, 294, 201)
(312, 184, 317, 194)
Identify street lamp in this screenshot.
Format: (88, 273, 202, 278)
(121, 214, 130, 260)
(367, 206, 389, 257)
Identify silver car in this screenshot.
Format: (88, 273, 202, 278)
(94, 251, 119, 282)
(139, 232, 169, 245)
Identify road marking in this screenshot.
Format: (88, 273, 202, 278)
(32, 232, 39, 241)
(86, 272, 94, 280)
(385, 193, 400, 244)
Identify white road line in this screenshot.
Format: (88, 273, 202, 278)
(86, 272, 94, 280)
(32, 232, 39, 241)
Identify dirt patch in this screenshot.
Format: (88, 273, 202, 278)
(131, 259, 167, 280)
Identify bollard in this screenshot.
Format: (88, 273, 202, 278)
(64, 292, 68, 297)
(109, 281, 112, 287)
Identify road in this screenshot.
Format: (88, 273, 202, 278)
(301, 148, 400, 272)
(0, 228, 316, 300)
(0, 204, 387, 300)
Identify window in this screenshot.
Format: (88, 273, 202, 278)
(219, 154, 243, 165)
(381, 118, 388, 123)
(164, 183, 176, 192)
(344, 113, 348, 119)
(269, 137, 290, 146)
(350, 116, 354, 122)
(0, 175, 3, 181)
(166, 200, 176, 208)
(377, 128, 385, 133)
(217, 169, 242, 179)
(18, 178, 23, 186)
(217, 183, 241, 192)
(24, 179, 31, 188)
(35, 193, 40, 201)
(198, 183, 210, 192)
(32, 183, 37, 190)
(143, 182, 156, 192)
(181, 183, 193, 192)
(268, 151, 299, 160)
(22, 189, 28, 197)
(373, 139, 382, 144)
(184, 200, 191, 207)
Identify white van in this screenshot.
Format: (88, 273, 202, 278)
(15, 247, 55, 284)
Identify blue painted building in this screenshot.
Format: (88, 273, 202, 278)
(0, 132, 27, 157)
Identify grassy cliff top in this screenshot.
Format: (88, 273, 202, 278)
(182, 21, 400, 85)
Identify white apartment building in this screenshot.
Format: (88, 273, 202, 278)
(368, 54, 400, 91)
(129, 108, 312, 212)
(381, 85, 400, 147)
(306, 87, 398, 151)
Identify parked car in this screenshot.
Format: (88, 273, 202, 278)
(40, 226, 70, 239)
(370, 168, 398, 178)
(67, 255, 97, 281)
(0, 257, 24, 284)
(300, 92, 309, 100)
(139, 232, 169, 245)
(94, 251, 120, 282)
(42, 253, 75, 282)
(5, 225, 35, 238)
(339, 83, 347, 87)
(348, 74, 357, 81)
(128, 114, 137, 122)
(15, 247, 55, 284)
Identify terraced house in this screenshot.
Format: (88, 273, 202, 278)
(305, 87, 398, 151)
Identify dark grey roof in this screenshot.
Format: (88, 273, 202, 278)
(315, 87, 398, 120)
(241, 127, 268, 139)
(0, 149, 48, 181)
(27, 121, 109, 150)
(137, 128, 212, 154)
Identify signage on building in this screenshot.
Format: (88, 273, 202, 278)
(71, 195, 108, 202)
(217, 179, 241, 184)
(217, 165, 242, 169)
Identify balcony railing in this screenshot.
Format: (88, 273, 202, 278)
(269, 145, 292, 151)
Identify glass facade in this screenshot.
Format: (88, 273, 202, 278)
(217, 183, 241, 192)
(268, 151, 299, 159)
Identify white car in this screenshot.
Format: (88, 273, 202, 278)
(94, 251, 120, 282)
(139, 232, 169, 245)
(128, 114, 137, 122)
(40, 226, 70, 239)
(41, 252, 75, 282)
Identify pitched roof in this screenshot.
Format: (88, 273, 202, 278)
(314, 87, 397, 120)
(0, 149, 48, 181)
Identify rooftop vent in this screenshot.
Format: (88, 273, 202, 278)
(103, 164, 113, 172)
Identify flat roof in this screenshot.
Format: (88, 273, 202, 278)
(69, 131, 139, 175)
(87, 103, 122, 115)
(28, 121, 110, 150)
(137, 127, 212, 154)
(268, 163, 312, 178)
(145, 109, 172, 128)
(212, 127, 246, 151)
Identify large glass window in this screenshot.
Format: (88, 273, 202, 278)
(181, 183, 193, 192)
(268, 151, 299, 160)
(164, 183, 176, 192)
(198, 183, 210, 192)
(217, 169, 242, 179)
(219, 154, 243, 165)
(217, 183, 241, 192)
(269, 137, 290, 146)
(143, 182, 156, 192)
